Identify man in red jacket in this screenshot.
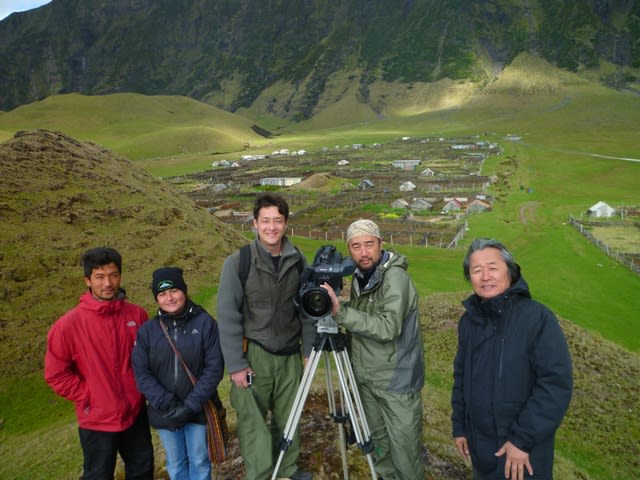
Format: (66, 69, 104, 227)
(45, 247, 154, 480)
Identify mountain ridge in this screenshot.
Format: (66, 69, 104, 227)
(0, 0, 638, 116)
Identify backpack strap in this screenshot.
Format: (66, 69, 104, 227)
(238, 243, 304, 288)
(238, 243, 252, 288)
(295, 248, 304, 275)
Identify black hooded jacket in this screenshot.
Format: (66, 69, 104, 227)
(451, 274, 573, 479)
(132, 301, 224, 430)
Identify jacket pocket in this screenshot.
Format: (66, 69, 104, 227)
(496, 401, 525, 438)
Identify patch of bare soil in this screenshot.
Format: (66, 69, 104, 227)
(518, 201, 540, 225)
(201, 391, 468, 480)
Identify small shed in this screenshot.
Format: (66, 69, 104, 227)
(410, 198, 433, 211)
(399, 181, 417, 192)
(588, 201, 615, 218)
(392, 199, 409, 209)
(359, 179, 375, 190)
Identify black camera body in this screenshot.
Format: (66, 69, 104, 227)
(296, 245, 355, 332)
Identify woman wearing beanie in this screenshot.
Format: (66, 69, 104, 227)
(132, 267, 224, 480)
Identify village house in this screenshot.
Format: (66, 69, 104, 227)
(241, 154, 266, 161)
(270, 149, 291, 156)
(359, 179, 375, 190)
(211, 159, 234, 168)
(259, 177, 303, 187)
(399, 181, 417, 192)
(441, 198, 465, 213)
(466, 198, 491, 214)
(451, 144, 477, 150)
(420, 167, 436, 176)
(410, 198, 434, 211)
(392, 159, 421, 171)
(392, 198, 409, 209)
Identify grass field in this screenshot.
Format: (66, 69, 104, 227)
(1, 55, 639, 478)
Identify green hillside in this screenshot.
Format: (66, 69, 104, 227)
(0, 93, 267, 164)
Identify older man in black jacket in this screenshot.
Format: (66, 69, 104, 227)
(452, 238, 573, 480)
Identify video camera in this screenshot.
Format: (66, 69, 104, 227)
(296, 245, 355, 333)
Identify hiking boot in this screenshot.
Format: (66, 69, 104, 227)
(278, 469, 313, 480)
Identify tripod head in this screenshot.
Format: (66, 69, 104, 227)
(316, 313, 339, 334)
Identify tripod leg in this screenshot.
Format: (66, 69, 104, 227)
(330, 343, 377, 480)
(323, 351, 349, 480)
(336, 349, 375, 446)
(271, 339, 326, 480)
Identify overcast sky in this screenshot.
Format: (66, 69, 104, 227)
(0, 0, 51, 21)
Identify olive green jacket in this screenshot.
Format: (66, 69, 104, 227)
(335, 251, 424, 393)
(217, 237, 314, 374)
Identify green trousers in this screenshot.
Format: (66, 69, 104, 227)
(230, 342, 303, 480)
(359, 383, 425, 479)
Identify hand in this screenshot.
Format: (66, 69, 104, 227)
(163, 397, 180, 411)
(495, 441, 533, 480)
(320, 282, 340, 315)
(454, 436, 470, 463)
(164, 403, 194, 424)
(230, 368, 253, 388)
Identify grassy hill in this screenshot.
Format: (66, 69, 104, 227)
(0, 93, 268, 168)
(0, 54, 639, 478)
(0, 129, 245, 378)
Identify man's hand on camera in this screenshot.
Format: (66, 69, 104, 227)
(321, 282, 341, 315)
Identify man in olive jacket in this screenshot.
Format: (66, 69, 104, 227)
(324, 219, 425, 480)
(217, 194, 314, 480)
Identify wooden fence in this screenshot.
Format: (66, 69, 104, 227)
(568, 214, 640, 275)
(234, 223, 467, 249)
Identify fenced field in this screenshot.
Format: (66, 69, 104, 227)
(568, 215, 640, 275)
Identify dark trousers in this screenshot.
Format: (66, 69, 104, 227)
(78, 410, 154, 480)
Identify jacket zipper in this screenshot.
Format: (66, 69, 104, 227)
(498, 337, 505, 383)
(173, 320, 179, 386)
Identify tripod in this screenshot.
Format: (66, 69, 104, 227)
(270, 318, 377, 480)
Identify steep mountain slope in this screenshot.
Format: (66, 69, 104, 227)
(0, 0, 638, 117)
(0, 129, 245, 377)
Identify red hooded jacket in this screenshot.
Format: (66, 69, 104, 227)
(45, 290, 148, 431)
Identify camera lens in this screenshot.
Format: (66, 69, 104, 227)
(301, 287, 332, 318)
